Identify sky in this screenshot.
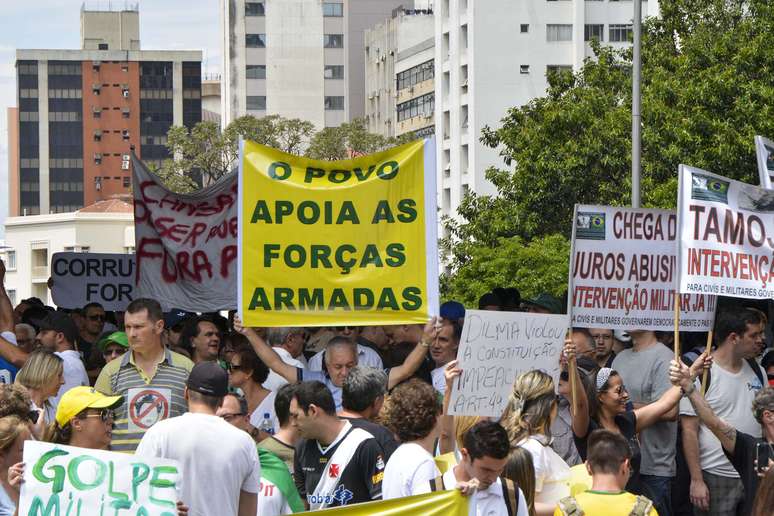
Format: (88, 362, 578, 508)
(0, 0, 221, 239)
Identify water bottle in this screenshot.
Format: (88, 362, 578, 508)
(258, 413, 274, 435)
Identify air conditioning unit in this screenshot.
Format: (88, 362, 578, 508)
(92, 83, 101, 94)
(92, 61, 101, 70)
(122, 89, 130, 98)
(122, 154, 130, 161)
(94, 177, 102, 191)
(121, 161, 130, 170)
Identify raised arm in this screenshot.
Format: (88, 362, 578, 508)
(234, 315, 298, 383)
(669, 358, 737, 452)
(563, 340, 590, 439)
(386, 317, 436, 390)
(439, 359, 462, 455)
(0, 261, 13, 333)
(634, 356, 710, 432)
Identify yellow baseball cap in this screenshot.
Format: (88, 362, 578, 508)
(55, 386, 123, 428)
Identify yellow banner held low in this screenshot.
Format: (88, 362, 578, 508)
(238, 139, 439, 327)
(299, 489, 469, 515)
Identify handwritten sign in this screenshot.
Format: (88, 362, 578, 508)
(51, 252, 135, 311)
(132, 153, 237, 311)
(448, 310, 567, 417)
(570, 205, 715, 331)
(19, 441, 181, 516)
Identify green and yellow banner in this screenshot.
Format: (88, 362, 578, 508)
(238, 139, 439, 327)
(300, 490, 468, 515)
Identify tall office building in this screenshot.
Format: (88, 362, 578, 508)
(436, 0, 660, 221)
(221, 0, 405, 128)
(10, 5, 202, 216)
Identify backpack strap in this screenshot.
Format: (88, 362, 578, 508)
(557, 496, 584, 516)
(629, 495, 653, 516)
(429, 475, 445, 492)
(500, 477, 518, 516)
(746, 358, 766, 388)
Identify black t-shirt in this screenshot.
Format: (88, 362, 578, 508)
(724, 430, 767, 516)
(574, 410, 643, 494)
(294, 424, 385, 508)
(343, 417, 399, 461)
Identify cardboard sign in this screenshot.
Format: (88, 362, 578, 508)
(570, 205, 715, 331)
(51, 252, 135, 311)
(448, 310, 567, 417)
(238, 139, 439, 327)
(132, 154, 238, 311)
(678, 165, 774, 299)
(18, 441, 181, 516)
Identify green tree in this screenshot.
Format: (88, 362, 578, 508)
(442, 0, 774, 298)
(154, 115, 315, 192)
(306, 118, 414, 160)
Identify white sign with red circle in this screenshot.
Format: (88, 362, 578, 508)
(127, 387, 171, 432)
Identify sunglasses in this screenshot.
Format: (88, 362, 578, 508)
(87, 314, 105, 322)
(226, 363, 244, 372)
(81, 409, 114, 422)
(220, 412, 245, 422)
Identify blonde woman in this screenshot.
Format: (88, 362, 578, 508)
(501, 370, 569, 516)
(15, 350, 64, 439)
(0, 416, 32, 515)
(503, 446, 537, 516)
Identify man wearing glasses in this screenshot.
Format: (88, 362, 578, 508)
(590, 328, 616, 368)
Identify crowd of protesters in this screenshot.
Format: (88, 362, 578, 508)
(0, 260, 773, 516)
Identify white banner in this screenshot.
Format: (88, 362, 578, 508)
(570, 205, 715, 331)
(132, 154, 238, 311)
(19, 441, 181, 515)
(678, 165, 774, 299)
(755, 135, 774, 189)
(448, 310, 566, 418)
(51, 252, 135, 311)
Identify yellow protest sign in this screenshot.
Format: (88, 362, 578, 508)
(238, 139, 439, 327)
(300, 490, 468, 515)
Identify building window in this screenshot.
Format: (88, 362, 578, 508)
(245, 2, 265, 16)
(520, 65, 530, 74)
(547, 65, 573, 75)
(324, 34, 344, 48)
(246, 65, 266, 79)
(246, 96, 266, 110)
(324, 65, 344, 79)
(520, 24, 529, 33)
(396, 59, 434, 91)
(322, 2, 343, 16)
(324, 96, 345, 110)
(397, 93, 435, 122)
(5, 251, 16, 271)
(546, 24, 573, 42)
(98, 43, 108, 50)
(584, 24, 604, 41)
(609, 24, 633, 42)
(246, 34, 267, 48)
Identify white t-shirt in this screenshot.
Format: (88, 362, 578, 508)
(382, 442, 440, 499)
(249, 390, 280, 434)
(680, 360, 765, 477)
(307, 344, 384, 371)
(518, 435, 570, 506)
(136, 412, 261, 516)
(50, 349, 89, 412)
(415, 467, 529, 516)
(263, 347, 305, 392)
(257, 478, 292, 516)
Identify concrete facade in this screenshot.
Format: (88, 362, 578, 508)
(436, 0, 660, 221)
(221, 0, 405, 128)
(9, 7, 201, 216)
(0, 200, 134, 306)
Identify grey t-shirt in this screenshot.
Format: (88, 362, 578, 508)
(612, 343, 676, 476)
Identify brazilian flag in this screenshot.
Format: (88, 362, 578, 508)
(576, 212, 606, 240)
(691, 173, 729, 204)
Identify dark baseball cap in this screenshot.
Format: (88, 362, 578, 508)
(186, 361, 228, 397)
(37, 312, 79, 344)
(164, 309, 195, 330)
(440, 301, 465, 321)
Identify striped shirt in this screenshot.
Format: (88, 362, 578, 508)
(95, 347, 193, 452)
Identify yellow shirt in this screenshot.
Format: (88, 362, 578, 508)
(553, 491, 658, 516)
